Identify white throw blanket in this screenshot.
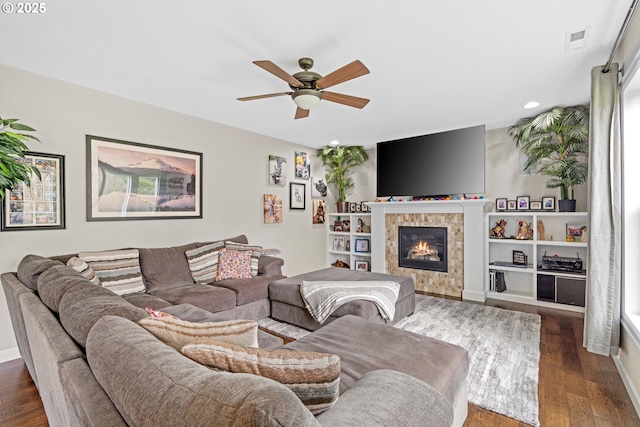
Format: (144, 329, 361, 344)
(300, 280, 401, 324)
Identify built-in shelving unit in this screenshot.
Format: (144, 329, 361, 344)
(485, 211, 588, 312)
(327, 212, 372, 270)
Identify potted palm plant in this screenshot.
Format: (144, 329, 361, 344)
(508, 105, 589, 212)
(316, 145, 369, 213)
(0, 115, 41, 199)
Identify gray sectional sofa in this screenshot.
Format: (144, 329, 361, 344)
(2, 236, 469, 427)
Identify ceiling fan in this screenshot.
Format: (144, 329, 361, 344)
(237, 57, 370, 119)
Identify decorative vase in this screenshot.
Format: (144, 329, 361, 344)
(336, 202, 349, 213)
(558, 199, 576, 212)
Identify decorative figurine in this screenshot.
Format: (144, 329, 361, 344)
(537, 220, 545, 240)
(490, 219, 508, 239)
(516, 219, 533, 240)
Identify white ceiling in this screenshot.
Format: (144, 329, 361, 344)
(0, 0, 632, 148)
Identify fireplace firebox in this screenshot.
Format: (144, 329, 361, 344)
(398, 226, 448, 272)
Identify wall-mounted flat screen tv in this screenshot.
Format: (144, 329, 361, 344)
(376, 124, 486, 198)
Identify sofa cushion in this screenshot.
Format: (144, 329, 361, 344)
(224, 242, 263, 277)
(58, 283, 148, 347)
(37, 265, 93, 313)
(17, 254, 64, 291)
(215, 275, 276, 306)
(66, 257, 100, 285)
(121, 292, 173, 310)
(217, 249, 253, 280)
(78, 249, 145, 295)
(184, 241, 224, 284)
(139, 317, 258, 350)
(86, 316, 320, 427)
(150, 283, 236, 313)
(138, 243, 197, 292)
(182, 341, 340, 415)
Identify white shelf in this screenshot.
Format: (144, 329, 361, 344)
(327, 213, 372, 270)
(486, 211, 588, 312)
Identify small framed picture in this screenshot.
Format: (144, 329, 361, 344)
(507, 200, 517, 210)
(355, 260, 370, 271)
(542, 196, 556, 211)
(496, 198, 507, 211)
(355, 202, 362, 212)
(349, 202, 357, 212)
(333, 220, 343, 232)
(566, 224, 587, 242)
(289, 182, 306, 210)
(333, 236, 346, 251)
(346, 240, 351, 251)
(529, 201, 542, 210)
(342, 220, 351, 232)
(354, 238, 370, 253)
(517, 196, 530, 210)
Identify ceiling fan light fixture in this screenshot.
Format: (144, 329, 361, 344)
(292, 89, 322, 110)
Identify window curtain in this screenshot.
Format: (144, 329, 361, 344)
(584, 63, 622, 356)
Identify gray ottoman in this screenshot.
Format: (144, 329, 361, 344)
(269, 268, 415, 330)
(286, 314, 469, 427)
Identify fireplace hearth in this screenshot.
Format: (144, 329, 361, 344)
(398, 226, 448, 272)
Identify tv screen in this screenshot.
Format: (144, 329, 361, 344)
(376, 125, 486, 198)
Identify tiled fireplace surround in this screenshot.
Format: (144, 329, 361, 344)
(369, 200, 489, 302)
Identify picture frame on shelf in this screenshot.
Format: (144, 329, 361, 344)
(346, 240, 351, 251)
(333, 236, 346, 251)
(342, 220, 351, 232)
(566, 223, 587, 242)
(529, 201, 542, 210)
(354, 238, 370, 253)
(507, 200, 517, 210)
(1, 152, 66, 231)
(349, 202, 357, 212)
(289, 182, 305, 210)
(542, 196, 556, 211)
(355, 260, 370, 271)
(86, 135, 202, 221)
(333, 220, 343, 232)
(496, 198, 507, 211)
(517, 195, 530, 210)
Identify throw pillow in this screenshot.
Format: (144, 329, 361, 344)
(184, 241, 224, 284)
(66, 256, 101, 285)
(224, 241, 263, 277)
(182, 341, 341, 415)
(216, 248, 252, 280)
(144, 307, 179, 319)
(138, 317, 258, 350)
(78, 248, 145, 295)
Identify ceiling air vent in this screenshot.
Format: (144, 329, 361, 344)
(565, 27, 590, 51)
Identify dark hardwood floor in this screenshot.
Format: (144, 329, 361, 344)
(0, 298, 638, 427)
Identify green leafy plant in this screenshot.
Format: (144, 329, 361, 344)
(316, 145, 369, 202)
(508, 105, 589, 200)
(0, 115, 41, 199)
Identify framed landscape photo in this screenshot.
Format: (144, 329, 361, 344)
(86, 135, 202, 221)
(517, 195, 530, 210)
(496, 198, 507, 211)
(542, 196, 556, 211)
(289, 182, 305, 210)
(354, 238, 370, 253)
(1, 152, 65, 231)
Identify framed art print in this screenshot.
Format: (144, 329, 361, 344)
(86, 135, 202, 221)
(354, 238, 370, 253)
(496, 198, 507, 211)
(507, 200, 517, 210)
(1, 152, 65, 231)
(542, 196, 556, 211)
(517, 195, 530, 210)
(355, 260, 370, 271)
(530, 201, 542, 210)
(289, 182, 305, 210)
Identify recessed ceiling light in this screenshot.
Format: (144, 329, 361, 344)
(330, 140, 340, 146)
(524, 101, 540, 109)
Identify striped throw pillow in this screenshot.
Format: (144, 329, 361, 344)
(78, 249, 145, 295)
(184, 241, 224, 284)
(182, 341, 340, 415)
(224, 241, 263, 276)
(138, 317, 258, 350)
(66, 256, 101, 285)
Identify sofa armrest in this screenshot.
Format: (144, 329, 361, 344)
(258, 255, 284, 277)
(316, 369, 454, 427)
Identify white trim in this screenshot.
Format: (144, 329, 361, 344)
(623, 314, 640, 349)
(0, 347, 20, 364)
(613, 352, 640, 419)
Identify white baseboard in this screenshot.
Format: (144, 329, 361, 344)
(613, 353, 640, 419)
(0, 347, 21, 364)
(462, 289, 485, 302)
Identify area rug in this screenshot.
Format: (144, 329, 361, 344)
(258, 294, 541, 426)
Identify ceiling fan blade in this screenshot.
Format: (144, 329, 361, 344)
(237, 92, 291, 101)
(253, 60, 303, 87)
(321, 91, 370, 109)
(315, 60, 370, 89)
(295, 107, 310, 119)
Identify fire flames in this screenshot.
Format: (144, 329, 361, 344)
(408, 240, 440, 261)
